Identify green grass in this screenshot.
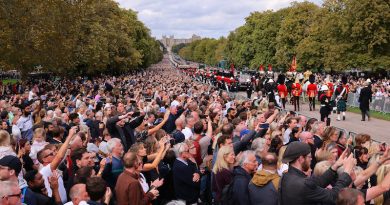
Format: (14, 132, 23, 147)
(347, 106, 390, 121)
(2, 79, 19, 85)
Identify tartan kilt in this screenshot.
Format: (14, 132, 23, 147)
(337, 100, 347, 112)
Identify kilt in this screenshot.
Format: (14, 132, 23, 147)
(337, 100, 347, 112)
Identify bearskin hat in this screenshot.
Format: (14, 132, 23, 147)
(341, 75, 347, 84)
(277, 74, 286, 85)
(309, 74, 315, 84)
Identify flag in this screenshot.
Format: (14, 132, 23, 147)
(291, 56, 297, 72)
(230, 63, 235, 73)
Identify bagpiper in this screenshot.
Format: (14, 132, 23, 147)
(291, 77, 302, 111)
(335, 76, 349, 121)
(307, 74, 318, 111)
(319, 84, 332, 126)
(277, 74, 288, 109)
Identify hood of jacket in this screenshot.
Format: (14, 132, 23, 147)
(252, 169, 280, 189)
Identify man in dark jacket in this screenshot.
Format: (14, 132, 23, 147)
(232, 150, 258, 205)
(248, 153, 279, 205)
(359, 81, 372, 121)
(279, 141, 355, 205)
(162, 105, 185, 134)
(172, 142, 200, 204)
(106, 112, 144, 151)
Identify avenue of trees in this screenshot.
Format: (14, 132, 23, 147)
(0, 0, 163, 76)
(175, 0, 389, 72)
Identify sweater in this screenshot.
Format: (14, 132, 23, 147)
(172, 158, 200, 204)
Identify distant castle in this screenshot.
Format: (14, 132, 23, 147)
(160, 34, 201, 50)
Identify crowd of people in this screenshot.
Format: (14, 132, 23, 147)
(0, 55, 389, 205)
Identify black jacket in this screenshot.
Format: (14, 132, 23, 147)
(279, 166, 352, 205)
(232, 166, 252, 205)
(359, 86, 372, 111)
(106, 115, 144, 151)
(172, 159, 200, 204)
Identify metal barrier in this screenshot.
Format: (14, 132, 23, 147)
(347, 92, 390, 114)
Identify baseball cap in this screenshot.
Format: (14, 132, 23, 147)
(0, 155, 22, 175)
(282, 141, 311, 163)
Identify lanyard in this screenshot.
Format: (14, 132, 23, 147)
(21, 187, 27, 203)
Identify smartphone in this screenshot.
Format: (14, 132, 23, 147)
(260, 123, 269, 129)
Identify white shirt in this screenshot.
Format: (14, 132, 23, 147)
(39, 164, 67, 203)
(283, 128, 292, 145)
(171, 100, 180, 107)
(99, 141, 109, 155)
(139, 173, 149, 193)
(181, 127, 193, 140)
(64, 201, 89, 205)
(16, 115, 33, 132)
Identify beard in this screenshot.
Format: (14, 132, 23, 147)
(302, 158, 311, 172)
(24, 111, 31, 116)
(31, 184, 46, 194)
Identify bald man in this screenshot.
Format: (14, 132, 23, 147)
(64, 184, 89, 205)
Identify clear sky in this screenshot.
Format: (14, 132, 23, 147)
(115, 0, 322, 39)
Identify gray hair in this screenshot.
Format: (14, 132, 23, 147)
(166, 200, 186, 205)
(311, 121, 325, 134)
(173, 142, 188, 157)
(237, 150, 256, 167)
(251, 138, 267, 152)
(299, 131, 313, 142)
(107, 138, 121, 153)
(0, 181, 19, 197)
(95, 111, 103, 118)
(69, 184, 86, 200)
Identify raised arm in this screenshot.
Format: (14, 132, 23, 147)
(365, 171, 390, 201)
(142, 140, 167, 172)
(265, 109, 279, 124)
(355, 147, 390, 187)
(147, 110, 170, 136)
(206, 116, 213, 138)
(50, 126, 76, 171)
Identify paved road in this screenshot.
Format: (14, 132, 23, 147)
(235, 92, 389, 143)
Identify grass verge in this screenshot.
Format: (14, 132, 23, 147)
(2, 79, 19, 85)
(347, 106, 390, 121)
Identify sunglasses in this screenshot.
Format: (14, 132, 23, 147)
(43, 152, 54, 158)
(2, 192, 21, 199)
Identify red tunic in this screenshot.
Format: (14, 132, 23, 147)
(292, 83, 302, 96)
(326, 82, 334, 98)
(307, 83, 318, 98)
(277, 84, 288, 98)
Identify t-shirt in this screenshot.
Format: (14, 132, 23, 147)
(39, 164, 67, 203)
(198, 135, 211, 159)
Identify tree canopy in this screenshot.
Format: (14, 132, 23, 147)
(177, 0, 390, 72)
(0, 0, 163, 76)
